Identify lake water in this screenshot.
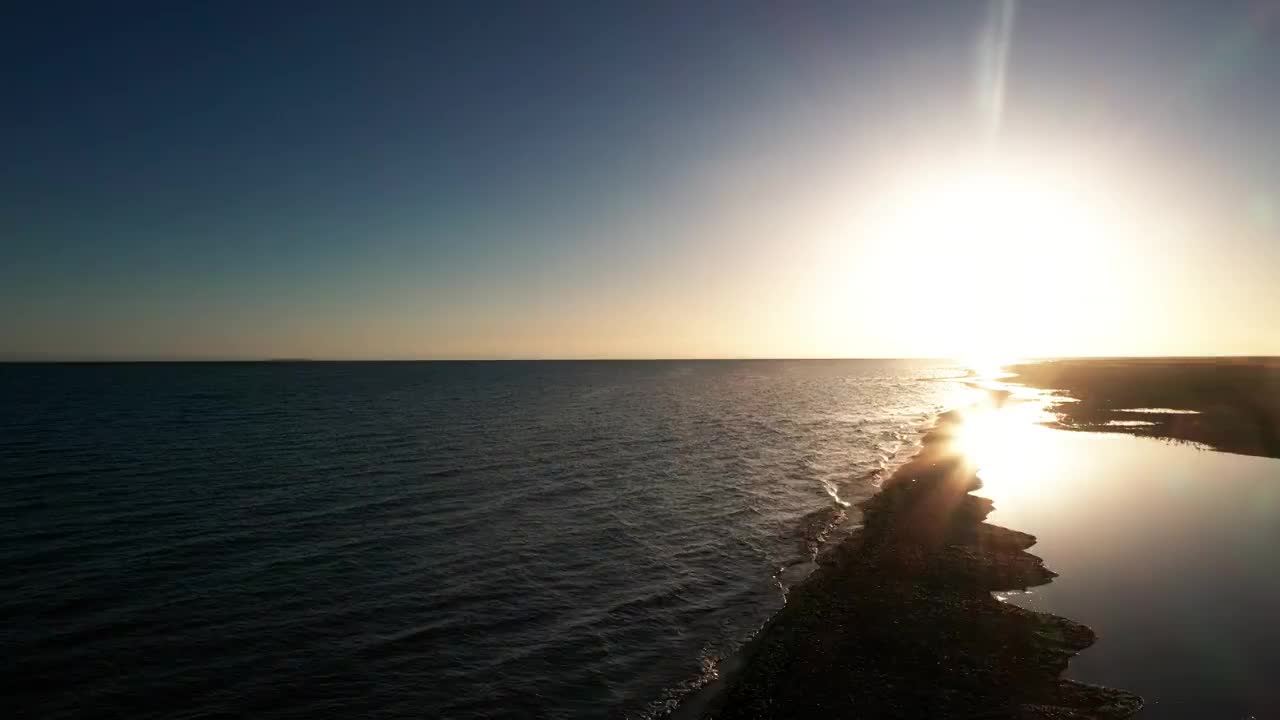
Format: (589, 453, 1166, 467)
(1, 360, 965, 719)
(968, 402, 1280, 718)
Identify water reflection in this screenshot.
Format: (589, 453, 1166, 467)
(945, 371, 1280, 717)
(935, 376, 1076, 519)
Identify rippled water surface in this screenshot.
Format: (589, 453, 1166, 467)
(2, 361, 965, 718)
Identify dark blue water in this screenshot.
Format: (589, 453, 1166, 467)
(2, 361, 964, 719)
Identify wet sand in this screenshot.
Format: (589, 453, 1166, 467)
(688, 407, 1142, 719)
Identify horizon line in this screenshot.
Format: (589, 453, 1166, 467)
(2, 354, 1277, 364)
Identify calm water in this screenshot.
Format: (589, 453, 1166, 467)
(2, 360, 964, 719)
(970, 406, 1280, 718)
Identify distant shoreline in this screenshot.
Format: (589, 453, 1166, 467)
(1005, 358, 1280, 459)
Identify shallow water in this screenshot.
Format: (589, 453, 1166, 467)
(972, 419, 1280, 717)
(1, 360, 963, 719)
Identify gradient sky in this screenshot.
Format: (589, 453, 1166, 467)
(4, 1, 1279, 359)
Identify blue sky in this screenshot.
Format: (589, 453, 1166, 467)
(3, 1, 1278, 359)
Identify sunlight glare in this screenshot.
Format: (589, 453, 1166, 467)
(854, 156, 1130, 360)
(950, 392, 1069, 512)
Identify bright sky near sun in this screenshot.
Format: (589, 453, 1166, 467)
(3, 1, 1279, 359)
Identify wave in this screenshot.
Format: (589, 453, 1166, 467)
(3, 360, 965, 720)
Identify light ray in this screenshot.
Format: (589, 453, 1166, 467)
(976, 0, 1018, 143)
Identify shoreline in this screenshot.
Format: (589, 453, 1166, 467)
(670, 403, 1142, 719)
(668, 415, 936, 719)
(1004, 358, 1280, 459)
(666, 409, 944, 720)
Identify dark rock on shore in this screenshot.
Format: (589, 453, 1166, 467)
(688, 411, 1141, 720)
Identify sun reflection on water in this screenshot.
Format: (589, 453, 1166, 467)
(943, 372, 1077, 514)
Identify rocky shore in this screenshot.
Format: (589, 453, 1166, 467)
(688, 409, 1142, 719)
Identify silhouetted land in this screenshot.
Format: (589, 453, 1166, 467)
(686, 410, 1141, 719)
(1005, 357, 1280, 458)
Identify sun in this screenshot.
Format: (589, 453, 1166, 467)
(856, 156, 1123, 360)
